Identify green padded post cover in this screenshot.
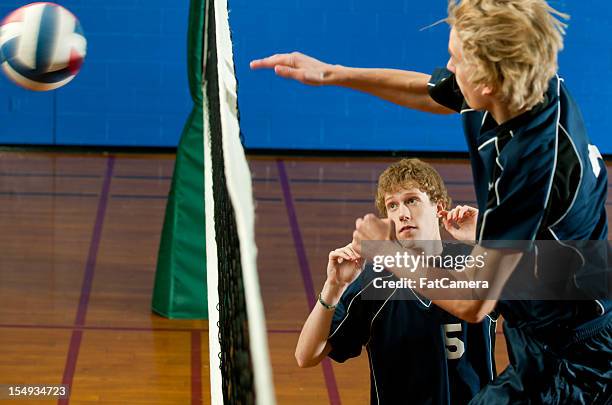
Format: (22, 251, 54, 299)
(152, 0, 208, 319)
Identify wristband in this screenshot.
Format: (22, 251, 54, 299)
(318, 291, 337, 310)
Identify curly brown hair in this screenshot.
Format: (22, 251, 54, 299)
(375, 158, 452, 218)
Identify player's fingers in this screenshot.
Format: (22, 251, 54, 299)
(332, 249, 350, 259)
(455, 206, 462, 220)
(446, 209, 454, 221)
(250, 53, 293, 69)
(442, 218, 453, 232)
(346, 246, 360, 261)
(274, 65, 306, 82)
(458, 206, 469, 220)
(364, 213, 378, 222)
(449, 206, 458, 222)
(346, 244, 361, 259)
(336, 248, 353, 261)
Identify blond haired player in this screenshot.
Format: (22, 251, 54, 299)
(252, 1, 611, 402)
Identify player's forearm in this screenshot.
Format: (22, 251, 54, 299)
(331, 66, 454, 114)
(374, 243, 521, 322)
(432, 299, 497, 323)
(295, 280, 346, 368)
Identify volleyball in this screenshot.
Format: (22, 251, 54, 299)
(0, 2, 86, 91)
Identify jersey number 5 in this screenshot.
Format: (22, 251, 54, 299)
(444, 323, 465, 360)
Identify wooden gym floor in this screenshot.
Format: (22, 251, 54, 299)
(0, 152, 609, 404)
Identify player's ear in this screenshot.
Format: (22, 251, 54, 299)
(480, 84, 494, 96)
(435, 202, 446, 226)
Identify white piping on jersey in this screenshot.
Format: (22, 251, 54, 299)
(328, 274, 391, 339)
(408, 286, 432, 308)
(542, 77, 587, 289)
(488, 318, 496, 381)
(480, 75, 562, 242)
(549, 228, 587, 297)
(493, 178, 502, 208)
(495, 157, 504, 171)
(548, 124, 584, 229)
(365, 287, 398, 347)
(547, 81, 602, 316)
(481, 111, 488, 126)
(534, 74, 562, 240)
(595, 300, 606, 315)
(427, 82, 435, 87)
(363, 286, 397, 405)
(478, 136, 497, 151)
(366, 345, 381, 405)
(509, 130, 514, 138)
(461, 108, 476, 114)
(494, 152, 504, 205)
(478, 137, 504, 242)
(548, 227, 586, 267)
(478, 197, 494, 243)
(534, 244, 539, 278)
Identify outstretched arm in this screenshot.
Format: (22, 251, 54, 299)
(250, 52, 455, 114)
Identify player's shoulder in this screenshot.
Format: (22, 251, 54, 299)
(428, 67, 466, 113)
(336, 264, 394, 310)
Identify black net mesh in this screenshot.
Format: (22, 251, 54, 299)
(204, 0, 255, 403)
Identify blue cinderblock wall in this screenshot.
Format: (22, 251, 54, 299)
(230, 0, 612, 153)
(1, 1, 611, 152)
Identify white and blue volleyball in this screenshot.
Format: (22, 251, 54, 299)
(0, 2, 86, 91)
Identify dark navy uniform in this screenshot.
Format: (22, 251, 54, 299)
(428, 68, 612, 404)
(328, 243, 496, 405)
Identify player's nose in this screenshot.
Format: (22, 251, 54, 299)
(399, 205, 411, 220)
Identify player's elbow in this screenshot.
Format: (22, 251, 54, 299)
(455, 300, 493, 323)
(294, 349, 317, 368)
(461, 309, 487, 323)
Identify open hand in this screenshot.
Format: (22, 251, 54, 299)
(250, 52, 337, 86)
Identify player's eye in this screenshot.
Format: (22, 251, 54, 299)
(387, 202, 398, 210)
(405, 198, 418, 206)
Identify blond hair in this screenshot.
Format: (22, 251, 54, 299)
(447, 0, 569, 112)
(375, 158, 451, 218)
